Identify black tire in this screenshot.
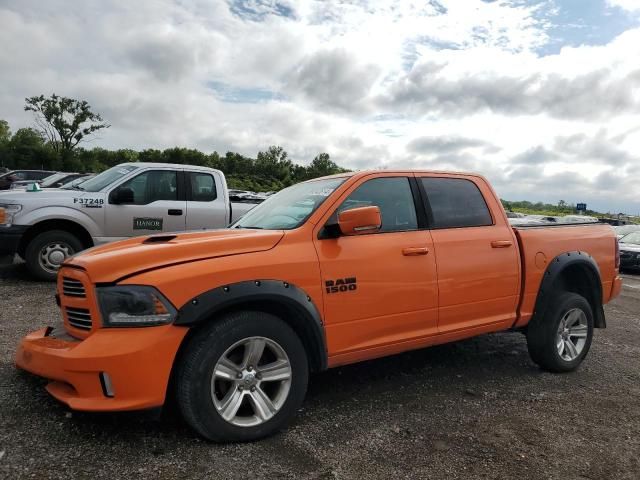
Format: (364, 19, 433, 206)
(25, 230, 84, 281)
(527, 292, 594, 373)
(176, 311, 309, 442)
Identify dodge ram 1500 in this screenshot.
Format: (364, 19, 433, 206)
(16, 170, 622, 442)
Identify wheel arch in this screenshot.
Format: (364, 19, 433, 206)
(18, 219, 94, 258)
(534, 251, 605, 329)
(174, 280, 328, 372)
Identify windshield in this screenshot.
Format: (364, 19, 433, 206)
(61, 176, 92, 189)
(232, 177, 347, 230)
(621, 231, 640, 245)
(40, 173, 68, 187)
(77, 165, 138, 192)
(616, 225, 640, 236)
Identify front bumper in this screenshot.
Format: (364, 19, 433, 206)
(620, 252, 640, 271)
(15, 323, 189, 411)
(0, 224, 28, 257)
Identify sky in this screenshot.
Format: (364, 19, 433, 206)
(1, 0, 639, 213)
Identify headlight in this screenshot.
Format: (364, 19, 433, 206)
(97, 286, 176, 327)
(0, 204, 22, 225)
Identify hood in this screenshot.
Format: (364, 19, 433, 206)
(66, 228, 285, 283)
(619, 242, 640, 253)
(0, 189, 78, 202)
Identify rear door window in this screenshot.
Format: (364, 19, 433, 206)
(188, 172, 217, 202)
(420, 177, 493, 228)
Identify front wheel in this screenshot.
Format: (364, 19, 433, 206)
(527, 292, 594, 372)
(176, 311, 309, 442)
(24, 230, 83, 281)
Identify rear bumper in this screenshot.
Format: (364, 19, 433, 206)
(610, 275, 623, 301)
(15, 324, 189, 411)
(0, 224, 28, 257)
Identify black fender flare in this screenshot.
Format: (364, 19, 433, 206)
(533, 251, 605, 328)
(175, 280, 327, 371)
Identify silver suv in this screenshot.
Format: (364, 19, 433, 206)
(0, 163, 231, 280)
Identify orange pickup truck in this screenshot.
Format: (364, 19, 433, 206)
(16, 170, 622, 442)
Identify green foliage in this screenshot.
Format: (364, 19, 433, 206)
(0, 120, 10, 144)
(0, 118, 347, 191)
(305, 153, 350, 179)
(254, 146, 294, 186)
(1, 128, 58, 170)
(24, 94, 110, 156)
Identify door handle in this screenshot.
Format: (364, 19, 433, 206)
(402, 247, 429, 256)
(491, 240, 512, 248)
(168, 209, 183, 216)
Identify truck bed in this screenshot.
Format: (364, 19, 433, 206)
(512, 223, 618, 327)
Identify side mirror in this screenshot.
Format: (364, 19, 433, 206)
(338, 206, 382, 236)
(110, 187, 135, 204)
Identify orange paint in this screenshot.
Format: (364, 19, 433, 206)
(16, 170, 621, 412)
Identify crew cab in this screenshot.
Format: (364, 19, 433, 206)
(15, 170, 622, 442)
(0, 163, 232, 280)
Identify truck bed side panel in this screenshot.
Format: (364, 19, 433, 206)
(514, 224, 617, 327)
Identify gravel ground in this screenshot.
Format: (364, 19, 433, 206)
(1, 260, 639, 480)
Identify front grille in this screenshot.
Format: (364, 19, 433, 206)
(66, 307, 92, 330)
(62, 277, 86, 298)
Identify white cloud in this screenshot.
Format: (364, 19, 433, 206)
(607, 0, 640, 12)
(0, 0, 639, 212)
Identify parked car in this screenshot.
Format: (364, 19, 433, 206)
(619, 231, 640, 272)
(228, 190, 265, 220)
(560, 215, 599, 223)
(614, 224, 640, 240)
(15, 169, 621, 442)
(522, 214, 559, 223)
(0, 170, 56, 190)
(60, 174, 96, 189)
(505, 211, 525, 218)
(10, 172, 91, 190)
(0, 163, 233, 280)
(508, 217, 547, 226)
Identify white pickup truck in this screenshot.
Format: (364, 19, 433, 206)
(0, 162, 256, 280)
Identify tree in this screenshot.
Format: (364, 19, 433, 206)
(7, 128, 58, 170)
(305, 153, 344, 179)
(0, 119, 10, 144)
(0, 119, 10, 169)
(255, 146, 294, 184)
(24, 94, 110, 157)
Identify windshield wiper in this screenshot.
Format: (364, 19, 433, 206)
(234, 225, 263, 229)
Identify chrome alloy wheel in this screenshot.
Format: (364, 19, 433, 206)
(556, 308, 589, 361)
(211, 336, 292, 427)
(39, 242, 73, 274)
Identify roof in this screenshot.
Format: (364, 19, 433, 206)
(119, 162, 222, 173)
(307, 169, 485, 182)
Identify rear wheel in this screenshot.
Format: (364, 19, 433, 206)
(24, 230, 83, 281)
(176, 311, 308, 442)
(527, 292, 594, 372)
